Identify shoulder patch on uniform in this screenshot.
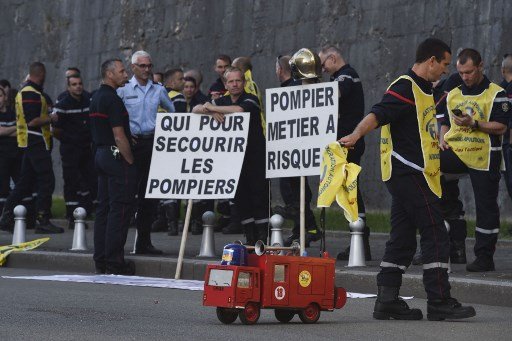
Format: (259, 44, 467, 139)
(502, 101, 510, 112)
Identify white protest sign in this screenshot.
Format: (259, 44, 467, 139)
(265, 81, 338, 178)
(145, 113, 249, 199)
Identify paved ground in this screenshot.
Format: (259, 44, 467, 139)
(2, 219, 512, 306)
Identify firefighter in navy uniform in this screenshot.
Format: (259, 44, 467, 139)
(318, 45, 370, 261)
(53, 74, 97, 229)
(275, 51, 320, 247)
(439, 48, 509, 272)
(339, 38, 475, 321)
(0, 87, 21, 217)
(0, 62, 63, 234)
(90, 59, 137, 275)
(193, 67, 269, 245)
(500, 54, 512, 202)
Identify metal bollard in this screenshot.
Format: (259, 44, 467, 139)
(70, 207, 88, 251)
(269, 214, 285, 255)
(12, 205, 27, 245)
(347, 218, 366, 267)
(198, 211, 216, 258)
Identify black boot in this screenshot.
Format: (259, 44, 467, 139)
(466, 256, 495, 272)
(337, 225, 372, 261)
(0, 209, 14, 233)
(427, 297, 476, 321)
(164, 203, 178, 236)
(373, 286, 423, 320)
(35, 211, 64, 234)
(190, 201, 205, 235)
(151, 203, 168, 232)
(255, 222, 269, 244)
(450, 240, 467, 264)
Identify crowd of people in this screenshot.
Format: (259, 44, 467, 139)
(0, 38, 511, 320)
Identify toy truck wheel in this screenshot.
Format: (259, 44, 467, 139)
(239, 302, 260, 325)
(274, 309, 295, 323)
(216, 307, 238, 324)
(299, 303, 321, 324)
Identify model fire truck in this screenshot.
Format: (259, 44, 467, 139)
(203, 241, 347, 325)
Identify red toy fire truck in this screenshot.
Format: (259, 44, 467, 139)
(203, 241, 347, 325)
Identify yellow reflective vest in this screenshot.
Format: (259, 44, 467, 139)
(380, 75, 441, 197)
(15, 85, 51, 150)
(444, 83, 502, 170)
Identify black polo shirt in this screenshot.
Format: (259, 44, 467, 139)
(208, 78, 227, 99)
(0, 107, 17, 155)
(53, 92, 92, 146)
(500, 80, 512, 147)
(331, 64, 365, 141)
(89, 84, 130, 147)
(372, 69, 432, 176)
(213, 92, 265, 151)
(440, 76, 509, 147)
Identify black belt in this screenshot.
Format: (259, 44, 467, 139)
(133, 133, 154, 140)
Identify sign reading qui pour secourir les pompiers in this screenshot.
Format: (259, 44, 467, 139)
(265, 81, 339, 178)
(145, 112, 249, 199)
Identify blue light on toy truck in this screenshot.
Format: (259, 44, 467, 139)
(221, 244, 248, 266)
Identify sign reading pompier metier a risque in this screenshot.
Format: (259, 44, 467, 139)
(145, 113, 249, 199)
(266, 82, 338, 178)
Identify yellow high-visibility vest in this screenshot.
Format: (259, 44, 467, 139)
(15, 85, 51, 150)
(444, 83, 502, 170)
(380, 75, 441, 197)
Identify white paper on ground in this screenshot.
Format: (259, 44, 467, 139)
(1, 275, 412, 299)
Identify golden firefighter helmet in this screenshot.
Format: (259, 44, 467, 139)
(289, 48, 322, 80)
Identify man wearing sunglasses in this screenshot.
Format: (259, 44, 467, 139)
(117, 50, 175, 255)
(318, 46, 370, 261)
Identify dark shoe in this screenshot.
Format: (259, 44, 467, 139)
(466, 256, 495, 272)
(151, 217, 168, 232)
(412, 249, 422, 265)
(273, 205, 298, 220)
(167, 220, 178, 236)
(427, 297, 476, 321)
(305, 230, 320, 248)
(450, 240, 467, 264)
(222, 222, 242, 234)
(0, 211, 14, 233)
(95, 262, 106, 274)
(35, 218, 64, 234)
(336, 244, 372, 261)
(284, 234, 299, 247)
(106, 260, 135, 275)
(135, 245, 163, 255)
(68, 219, 74, 230)
(373, 286, 423, 320)
(216, 216, 230, 232)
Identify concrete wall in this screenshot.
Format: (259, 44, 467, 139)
(1, 0, 511, 217)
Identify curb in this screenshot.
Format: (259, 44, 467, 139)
(7, 251, 512, 307)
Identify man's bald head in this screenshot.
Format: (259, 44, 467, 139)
(232, 57, 252, 73)
(29, 62, 46, 86)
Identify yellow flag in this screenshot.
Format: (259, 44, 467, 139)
(317, 142, 361, 222)
(0, 238, 50, 266)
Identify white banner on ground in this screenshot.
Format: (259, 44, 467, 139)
(2, 275, 409, 298)
(265, 81, 338, 178)
(145, 113, 249, 199)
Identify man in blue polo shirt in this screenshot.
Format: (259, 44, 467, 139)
(117, 50, 175, 255)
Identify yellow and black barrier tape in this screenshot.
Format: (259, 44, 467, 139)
(0, 238, 50, 266)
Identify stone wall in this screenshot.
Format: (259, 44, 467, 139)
(1, 0, 511, 216)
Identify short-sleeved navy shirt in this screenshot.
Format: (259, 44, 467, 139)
(89, 84, 131, 147)
(213, 92, 265, 151)
(53, 92, 92, 146)
(331, 64, 365, 140)
(372, 69, 433, 175)
(0, 107, 17, 154)
(500, 80, 512, 147)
